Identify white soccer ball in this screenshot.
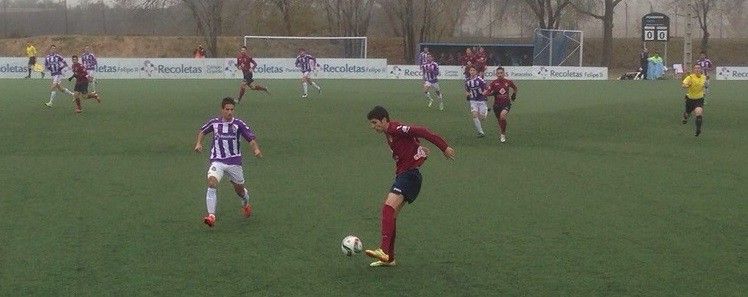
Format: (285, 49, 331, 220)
(341, 235, 363, 256)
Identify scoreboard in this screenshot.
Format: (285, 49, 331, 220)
(642, 12, 670, 42)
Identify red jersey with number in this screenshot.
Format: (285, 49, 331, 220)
(72, 62, 89, 83)
(485, 78, 517, 105)
(237, 52, 256, 73)
(385, 121, 449, 175)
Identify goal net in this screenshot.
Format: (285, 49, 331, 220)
(243, 36, 368, 58)
(532, 29, 584, 66)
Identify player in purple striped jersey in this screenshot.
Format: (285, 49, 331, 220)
(44, 45, 75, 108)
(194, 97, 263, 227)
(465, 66, 488, 137)
(421, 56, 444, 110)
(416, 47, 430, 65)
(696, 51, 714, 97)
(295, 48, 321, 98)
(81, 45, 98, 92)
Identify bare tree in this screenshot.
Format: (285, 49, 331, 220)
(692, 0, 717, 51)
(521, 0, 572, 29)
(381, 0, 416, 63)
(137, 0, 224, 56)
(269, 0, 293, 35)
(571, 0, 624, 67)
(319, 0, 376, 57)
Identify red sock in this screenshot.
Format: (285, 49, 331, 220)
(380, 205, 396, 260)
(252, 85, 267, 91)
(74, 98, 82, 110)
(389, 217, 396, 261)
(238, 87, 246, 99)
(499, 118, 507, 134)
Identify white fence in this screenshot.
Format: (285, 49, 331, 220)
(0, 57, 628, 81)
(716, 67, 748, 80)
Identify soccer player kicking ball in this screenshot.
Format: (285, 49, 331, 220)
(236, 46, 270, 103)
(681, 64, 707, 136)
(194, 97, 263, 227)
(69, 55, 100, 113)
(484, 67, 518, 143)
(364, 106, 456, 267)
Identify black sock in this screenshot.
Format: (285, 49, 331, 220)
(696, 116, 703, 130)
(27, 68, 31, 76)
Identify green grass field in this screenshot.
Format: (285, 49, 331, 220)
(0, 78, 745, 296)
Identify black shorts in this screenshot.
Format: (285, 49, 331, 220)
(243, 71, 254, 84)
(74, 82, 89, 93)
(685, 97, 704, 113)
(493, 102, 512, 116)
(28, 57, 36, 66)
(390, 169, 423, 204)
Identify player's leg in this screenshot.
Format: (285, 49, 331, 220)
(310, 78, 321, 93)
(494, 106, 510, 143)
(470, 101, 485, 137)
(226, 165, 252, 218)
(301, 74, 310, 98)
(693, 104, 704, 137)
(683, 97, 694, 124)
(26, 59, 32, 78)
(433, 83, 444, 110)
(238, 80, 248, 102)
(89, 70, 96, 93)
(367, 170, 422, 267)
(203, 162, 225, 227)
(423, 82, 433, 107)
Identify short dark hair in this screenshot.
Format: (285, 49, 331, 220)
(72, 55, 78, 59)
(367, 106, 389, 121)
(221, 97, 236, 108)
(496, 66, 505, 72)
(241, 45, 247, 49)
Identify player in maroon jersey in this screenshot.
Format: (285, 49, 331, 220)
(236, 46, 269, 102)
(474, 56, 488, 78)
(68, 55, 100, 113)
(483, 67, 517, 143)
(364, 106, 456, 267)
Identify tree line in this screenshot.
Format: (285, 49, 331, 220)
(0, 0, 745, 66)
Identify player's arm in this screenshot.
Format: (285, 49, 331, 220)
(682, 76, 691, 89)
(510, 81, 518, 101)
(238, 122, 262, 158)
(249, 58, 257, 72)
(399, 125, 455, 159)
(194, 123, 213, 152)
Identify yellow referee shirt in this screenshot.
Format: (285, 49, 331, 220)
(682, 74, 706, 100)
(26, 45, 37, 57)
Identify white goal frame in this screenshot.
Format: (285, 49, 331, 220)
(243, 35, 368, 58)
(533, 29, 584, 66)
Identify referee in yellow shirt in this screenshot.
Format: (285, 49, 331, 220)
(25, 42, 38, 79)
(682, 64, 707, 136)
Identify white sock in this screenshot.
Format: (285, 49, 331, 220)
(311, 81, 320, 90)
(424, 92, 432, 100)
(238, 188, 250, 206)
(64, 88, 74, 96)
(437, 92, 444, 103)
(206, 188, 217, 214)
(302, 82, 308, 95)
(473, 117, 484, 134)
(48, 91, 56, 104)
(91, 79, 96, 92)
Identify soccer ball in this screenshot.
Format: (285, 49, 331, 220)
(341, 235, 363, 256)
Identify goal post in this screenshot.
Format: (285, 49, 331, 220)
(243, 36, 368, 58)
(532, 29, 584, 66)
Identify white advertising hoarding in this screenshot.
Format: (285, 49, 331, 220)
(716, 67, 748, 80)
(386, 65, 607, 80)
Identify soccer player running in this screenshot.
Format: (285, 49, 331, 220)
(465, 66, 488, 137)
(194, 97, 263, 227)
(421, 55, 445, 110)
(364, 106, 456, 267)
(681, 64, 707, 137)
(295, 48, 321, 98)
(483, 67, 518, 143)
(44, 45, 75, 108)
(69, 55, 101, 113)
(236, 46, 269, 103)
(81, 45, 98, 93)
(25, 42, 38, 79)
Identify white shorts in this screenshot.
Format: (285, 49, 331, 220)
(302, 71, 311, 79)
(424, 81, 440, 92)
(469, 101, 488, 117)
(207, 161, 245, 184)
(51, 74, 62, 84)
